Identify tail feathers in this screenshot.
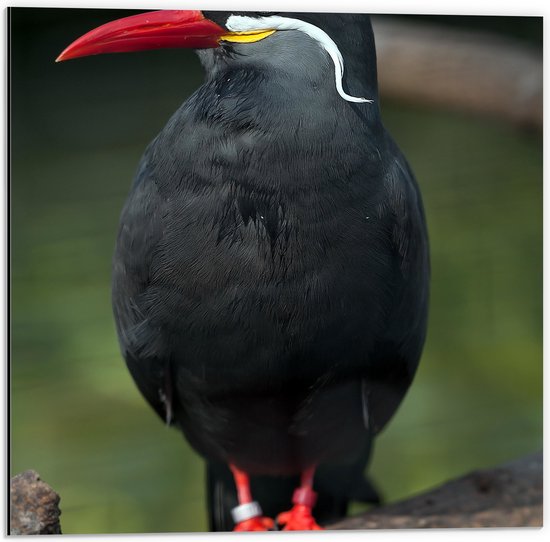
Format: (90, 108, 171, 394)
(206, 461, 381, 532)
(206, 462, 238, 532)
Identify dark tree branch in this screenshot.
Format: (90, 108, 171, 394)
(372, 18, 542, 130)
(328, 452, 542, 530)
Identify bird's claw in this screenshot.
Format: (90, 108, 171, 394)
(233, 516, 275, 531)
(277, 504, 323, 530)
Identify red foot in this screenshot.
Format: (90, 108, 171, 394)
(277, 504, 323, 531)
(234, 516, 275, 532)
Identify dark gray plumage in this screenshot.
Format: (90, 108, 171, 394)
(110, 12, 429, 530)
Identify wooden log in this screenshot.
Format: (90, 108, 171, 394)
(328, 451, 542, 530)
(372, 18, 542, 129)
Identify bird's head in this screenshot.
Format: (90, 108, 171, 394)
(57, 10, 379, 107)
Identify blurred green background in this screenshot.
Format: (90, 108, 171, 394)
(9, 8, 542, 534)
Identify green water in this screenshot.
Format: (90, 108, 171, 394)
(10, 9, 542, 534)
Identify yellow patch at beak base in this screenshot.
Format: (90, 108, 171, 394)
(220, 29, 276, 44)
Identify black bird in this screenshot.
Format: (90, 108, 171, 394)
(58, 10, 429, 531)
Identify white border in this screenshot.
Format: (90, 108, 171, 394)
(0, 0, 547, 16)
(2, 1, 547, 542)
(2, 2, 9, 539)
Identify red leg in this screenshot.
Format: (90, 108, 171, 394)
(229, 464, 275, 531)
(277, 466, 323, 530)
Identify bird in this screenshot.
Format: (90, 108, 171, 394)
(57, 10, 430, 532)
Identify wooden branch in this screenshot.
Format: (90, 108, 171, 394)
(328, 451, 542, 530)
(372, 18, 542, 129)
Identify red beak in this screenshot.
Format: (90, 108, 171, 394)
(56, 10, 226, 62)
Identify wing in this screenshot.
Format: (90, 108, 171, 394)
(362, 140, 430, 434)
(112, 144, 175, 424)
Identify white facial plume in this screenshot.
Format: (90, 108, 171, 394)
(225, 15, 373, 104)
